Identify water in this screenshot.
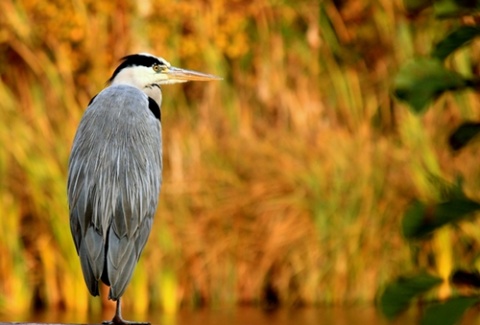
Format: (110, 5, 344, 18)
(0, 306, 417, 325)
(6, 304, 480, 324)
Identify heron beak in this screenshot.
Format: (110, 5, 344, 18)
(165, 66, 222, 83)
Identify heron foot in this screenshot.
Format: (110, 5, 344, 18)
(102, 316, 150, 325)
(102, 298, 150, 325)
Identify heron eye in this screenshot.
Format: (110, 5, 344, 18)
(152, 64, 163, 72)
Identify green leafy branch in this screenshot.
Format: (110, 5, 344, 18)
(379, 1, 480, 324)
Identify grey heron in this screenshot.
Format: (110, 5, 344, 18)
(67, 53, 220, 324)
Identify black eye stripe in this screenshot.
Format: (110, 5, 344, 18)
(109, 54, 166, 82)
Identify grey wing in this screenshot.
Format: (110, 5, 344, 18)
(68, 86, 162, 298)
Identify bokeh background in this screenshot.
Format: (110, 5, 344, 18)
(2, 0, 480, 317)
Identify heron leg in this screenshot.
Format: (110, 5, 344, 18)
(102, 298, 150, 325)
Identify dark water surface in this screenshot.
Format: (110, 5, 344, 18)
(4, 305, 480, 324)
(1, 306, 421, 325)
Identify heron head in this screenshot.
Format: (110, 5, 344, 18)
(108, 53, 222, 88)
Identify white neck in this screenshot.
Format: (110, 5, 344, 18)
(111, 66, 163, 107)
(144, 86, 163, 108)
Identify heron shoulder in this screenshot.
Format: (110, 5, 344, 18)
(87, 85, 161, 121)
(96, 84, 148, 103)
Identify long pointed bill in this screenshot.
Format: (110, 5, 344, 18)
(165, 66, 222, 82)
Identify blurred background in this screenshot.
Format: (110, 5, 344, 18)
(2, 0, 480, 319)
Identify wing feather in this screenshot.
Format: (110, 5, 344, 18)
(68, 85, 162, 298)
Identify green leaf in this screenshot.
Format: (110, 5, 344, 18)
(434, 0, 480, 18)
(393, 58, 467, 114)
(432, 26, 480, 61)
(379, 274, 443, 319)
(448, 122, 480, 151)
(421, 296, 479, 325)
(402, 198, 480, 239)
